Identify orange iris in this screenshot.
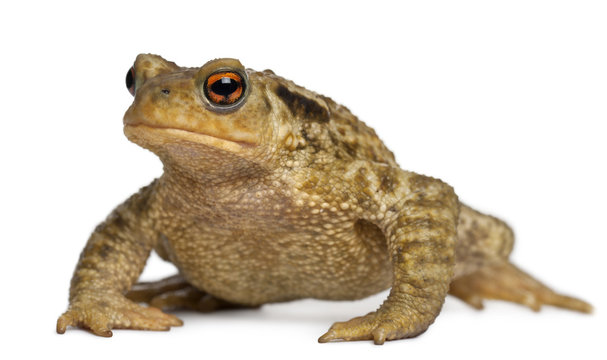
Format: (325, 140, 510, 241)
(205, 72, 244, 105)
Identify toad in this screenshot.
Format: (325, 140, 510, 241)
(57, 54, 592, 344)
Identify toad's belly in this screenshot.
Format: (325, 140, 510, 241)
(157, 222, 392, 305)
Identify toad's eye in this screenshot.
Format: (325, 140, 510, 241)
(204, 71, 245, 106)
(126, 66, 136, 96)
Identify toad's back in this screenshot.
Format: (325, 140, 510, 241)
(259, 71, 399, 167)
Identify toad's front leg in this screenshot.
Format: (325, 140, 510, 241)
(57, 183, 182, 336)
(319, 172, 458, 345)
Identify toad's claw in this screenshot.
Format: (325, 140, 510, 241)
(318, 311, 420, 345)
(57, 294, 183, 336)
(57, 310, 114, 337)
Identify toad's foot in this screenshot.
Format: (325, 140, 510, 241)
(125, 274, 190, 304)
(126, 274, 259, 312)
(449, 261, 593, 313)
(57, 292, 183, 337)
(318, 310, 427, 345)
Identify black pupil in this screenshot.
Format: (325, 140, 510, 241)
(211, 77, 239, 96)
(126, 67, 134, 91)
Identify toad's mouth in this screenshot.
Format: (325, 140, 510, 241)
(124, 124, 256, 153)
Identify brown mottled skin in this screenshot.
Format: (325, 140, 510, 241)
(57, 54, 592, 344)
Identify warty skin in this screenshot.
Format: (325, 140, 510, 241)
(57, 54, 592, 344)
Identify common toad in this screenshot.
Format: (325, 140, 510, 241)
(57, 54, 592, 344)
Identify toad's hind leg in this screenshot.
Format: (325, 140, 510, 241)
(126, 275, 259, 312)
(450, 205, 592, 313)
(449, 261, 592, 313)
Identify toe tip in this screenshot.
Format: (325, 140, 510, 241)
(318, 330, 336, 343)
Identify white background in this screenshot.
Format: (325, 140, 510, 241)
(1, 1, 605, 359)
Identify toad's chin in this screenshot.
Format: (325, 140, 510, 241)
(123, 124, 266, 181)
(124, 124, 255, 154)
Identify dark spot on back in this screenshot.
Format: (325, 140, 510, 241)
(380, 175, 394, 193)
(301, 128, 310, 142)
(342, 141, 358, 157)
(99, 244, 112, 259)
(276, 85, 330, 123)
(378, 167, 399, 193)
(112, 214, 127, 229)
